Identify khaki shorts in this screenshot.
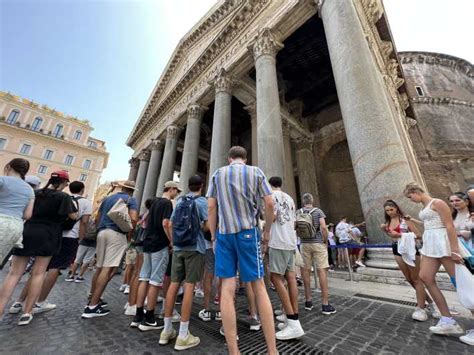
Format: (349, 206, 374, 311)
(171, 251, 204, 284)
(301, 243, 329, 269)
(125, 248, 137, 265)
(269, 248, 295, 275)
(95, 229, 128, 268)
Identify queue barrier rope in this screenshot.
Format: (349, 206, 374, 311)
(328, 243, 392, 249)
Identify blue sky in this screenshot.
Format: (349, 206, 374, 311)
(1, 0, 472, 182)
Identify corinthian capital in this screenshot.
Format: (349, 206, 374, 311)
(149, 138, 164, 151)
(294, 137, 313, 151)
(128, 157, 139, 168)
(251, 28, 284, 61)
(166, 125, 180, 139)
(138, 149, 150, 162)
(187, 103, 207, 121)
(211, 68, 235, 94)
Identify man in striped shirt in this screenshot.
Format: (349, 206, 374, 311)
(207, 146, 276, 355)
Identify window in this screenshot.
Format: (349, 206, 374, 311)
(83, 159, 92, 169)
(52, 123, 64, 138)
(73, 130, 82, 141)
(7, 110, 20, 124)
(415, 86, 424, 97)
(38, 165, 48, 175)
(20, 144, 31, 155)
(31, 117, 43, 131)
(87, 140, 97, 149)
(43, 149, 54, 160)
(64, 154, 74, 166)
(0, 138, 6, 150)
(79, 173, 87, 182)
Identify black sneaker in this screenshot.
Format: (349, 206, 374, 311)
(81, 305, 110, 319)
(86, 295, 108, 308)
(296, 278, 303, 287)
(65, 274, 74, 282)
(304, 301, 313, 311)
(138, 317, 164, 331)
(75, 276, 85, 283)
(175, 294, 183, 305)
(322, 304, 337, 315)
(130, 313, 144, 328)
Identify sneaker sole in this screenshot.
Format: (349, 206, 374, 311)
(304, 307, 313, 311)
(8, 309, 22, 314)
(459, 336, 474, 346)
(159, 337, 176, 346)
(322, 310, 337, 315)
(174, 338, 200, 351)
(81, 312, 110, 319)
(138, 325, 164, 331)
(429, 328, 464, 335)
(74, 280, 84, 283)
(65, 279, 74, 282)
(199, 317, 211, 322)
(276, 332, 305, 341)
(33, 307, 56, 314)
(18, 320, 32, 326)
(250, 326, 261, 331)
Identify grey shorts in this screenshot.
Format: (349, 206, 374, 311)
(75, 245, 96, 264)
(269, 248, 295, 275)
(204, 248, 215, 275)
(139, 248, 169, 287)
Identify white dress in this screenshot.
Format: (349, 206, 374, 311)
(419, 200, 451, 258)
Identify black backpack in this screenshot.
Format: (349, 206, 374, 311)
(62, 196, 82, 231)
(172, 195, 201, 247)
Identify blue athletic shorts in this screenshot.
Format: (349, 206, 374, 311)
(215, 228, 264, 282)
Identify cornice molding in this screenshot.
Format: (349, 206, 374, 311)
(399, 52, 473, 78)
(410, 97, 474, 107)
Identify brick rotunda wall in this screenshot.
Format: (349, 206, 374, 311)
(400, 51, 474, 198)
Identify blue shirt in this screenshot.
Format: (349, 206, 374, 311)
(97, 192, 138, 233)
(171, 193, 207, 254)
(0, 176, 34, 219)
(206, 161, 272, 234)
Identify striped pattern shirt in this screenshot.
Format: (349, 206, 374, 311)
(206, 161, 272, 234)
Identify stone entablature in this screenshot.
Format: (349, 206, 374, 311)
(400, 52, 473, 78)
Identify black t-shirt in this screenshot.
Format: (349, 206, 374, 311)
(143, 197, 173, 253)
(30, 189, 77, 225)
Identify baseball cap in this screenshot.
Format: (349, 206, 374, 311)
(51, 170, 70, 182)
(25, 175, 42, 189)
(164, 181, 182, 192)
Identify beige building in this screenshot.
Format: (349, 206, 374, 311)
(0, 91, 109, 198)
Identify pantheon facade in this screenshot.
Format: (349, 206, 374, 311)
(126, 0, 474, 242)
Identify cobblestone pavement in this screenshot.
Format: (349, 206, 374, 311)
(0, 270, 472, 354)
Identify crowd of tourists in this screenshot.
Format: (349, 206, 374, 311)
(0, 147, 473, 352)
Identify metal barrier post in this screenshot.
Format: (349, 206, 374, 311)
(345, 247, 354, 282)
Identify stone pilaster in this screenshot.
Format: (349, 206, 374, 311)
(128, 157, 139, 181)
(209, 68, 234, 179)
(244, 101, 258, 166)
(133, 149, 150, 207)
(251, 28, 285, 179)
(319, 0, 422, 241)
(140, 139, 164, 211)
(282, 121, 297, 201)
(156, 125, 180, 195)
(180, 104, 207, 193)
(295, 137, 320, 206)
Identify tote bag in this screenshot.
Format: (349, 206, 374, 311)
(107, 197, 133, 233)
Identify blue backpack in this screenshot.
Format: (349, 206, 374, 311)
(173, 195, 201, 247)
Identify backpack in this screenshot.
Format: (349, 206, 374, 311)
(172, 195, 201, 247)
(83, 219, 98, 241)
(295, 208, 317, 240)
(62, 196, 83, 231)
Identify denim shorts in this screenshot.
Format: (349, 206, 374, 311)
(215, 227, 263, 282)
(139, 248, 169, 287)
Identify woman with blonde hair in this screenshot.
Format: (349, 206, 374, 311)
(403, 182, 464, 335)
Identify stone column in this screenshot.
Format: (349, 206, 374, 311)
(251, 28, 285, 178)
(209, 68, 234, 178)
(133, 150, 150, 207)
(128, 157, 139, 181)
(156, 125, 180, 195)
(180, 104, 206, 193)
(295, 138, 320, 206)
(140, 139, 164, 211)
(244, 102, 258, 166)
(282, 122, 297, 201)
(319, 0, 422, 241)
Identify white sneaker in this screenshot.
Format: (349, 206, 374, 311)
(34, 301, 56, 313)
(355, 260, 366, 267)
(171, 309, 181, 323)
(198, 309, 211, 322)
(276, 319, 305, 340)
(157, 296, 164, 303)
(460, 329, 474, 346)
(8, 302, 23, 314)
(274, 309, 284, 316)
(412, 307, 428, 322)
(123, 285, 130, 294)
(194, 289, 204, 298)
(429, 319, 464, 335)
(124, 304, 136, 316)
(124, 302, 129, 310)
(426, 303, 439, 319)
(276, 314, 287, 323)
(119, 284, 127, 292)
(277, 322, 287, 330)
(220, 325, 239, 340)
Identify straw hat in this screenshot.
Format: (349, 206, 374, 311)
(118, 180, 137, 191)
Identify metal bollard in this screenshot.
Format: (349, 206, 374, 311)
(345, 247, 354, 282)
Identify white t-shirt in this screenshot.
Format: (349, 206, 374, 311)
(328, 231, 336, 246)
(63, 195, 93, 239)
(269, 190, 297, 250)
(336, 221, 352, 243)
